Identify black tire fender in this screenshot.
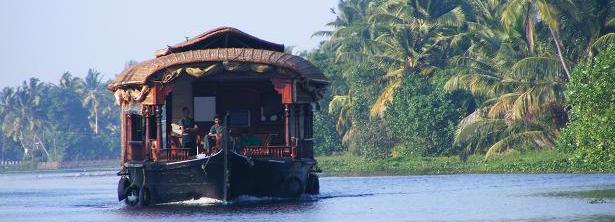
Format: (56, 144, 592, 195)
(124, 186, 140, 207)
(305, 173, 320, 195)
(117, 177, 130, 201)
(283, 177, 304, 198)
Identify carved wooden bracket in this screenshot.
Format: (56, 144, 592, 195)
(271, 78, 293, 104)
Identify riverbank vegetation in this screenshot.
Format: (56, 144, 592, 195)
(317, 149, 597, 176)
(309, 0, 614, 173)
(1, 0, 613, 174)
(0, 71, 119, 162)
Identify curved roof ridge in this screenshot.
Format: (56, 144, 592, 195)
(155, 26, 285, 57)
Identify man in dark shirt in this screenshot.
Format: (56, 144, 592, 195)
(180, 107, 198, 156)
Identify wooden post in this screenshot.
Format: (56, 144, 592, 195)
(156, 105, 162, 160)
(125, 112, 133, 162)
(284, 104, 290, 146)
(295, 104, 302, 159)
(120, 106, 126, 166)
(223, 112, 230, 202)
(144, 106, 151, 161)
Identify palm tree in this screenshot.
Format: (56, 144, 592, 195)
(328, 95, 355, 145)
(312, 0, 374, 61)
(365, 0, 466, 116)
(500, 0, 578, 80)
(313, 0, 376, 146)
(59, 72, 83, 91)
(0, 79, 49, 160)
(0, 87, 16, 141)
(445, 52, 567, 158)
(80, 69, 105, 135)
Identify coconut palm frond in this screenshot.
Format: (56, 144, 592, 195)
(454, 118, 508, 154)
(607, 17, 615, 28)
(487, 93, 520, 118)
(500, 0, 528, 33)
(328, 95, 353, 136)
(444, 73, 501, 97)
(328, 95, 351, 114)
(590, 33, 615, 55)
(456, 108, 488, 132)
(311, 30, 334, 38)
(534, 0, 560, 31)
(370, 78, 402, 118)
(507, 57, 565, 82)
(433, 6, 466, 27)
(485, 130, 550, 159)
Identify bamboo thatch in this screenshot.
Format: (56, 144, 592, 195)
(108, 48, 328, 91)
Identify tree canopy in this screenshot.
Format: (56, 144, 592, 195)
(308, 0, 614, 167)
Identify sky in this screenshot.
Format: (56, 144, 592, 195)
(0, 0, 337, 88)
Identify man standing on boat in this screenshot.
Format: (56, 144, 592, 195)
(180, 107, 198, 156)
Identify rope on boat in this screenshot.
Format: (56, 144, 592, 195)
(201, 157, 211, 176)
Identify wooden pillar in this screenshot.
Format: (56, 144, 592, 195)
(125, 112, 133, 162)
(144, 106, 151, 161)
(120, 106, 126, 166)
(295, 104, 302, 159)
(284, 104, 290, 146)
(156, 105, 162, 154)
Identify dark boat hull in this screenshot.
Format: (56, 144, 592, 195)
(119, 151, 316, 205)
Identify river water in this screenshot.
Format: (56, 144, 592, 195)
(0, 170, 614, 222)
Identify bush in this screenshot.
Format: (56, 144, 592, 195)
(350, 119, 394, 160)
(313, 110, 344, 155)
(385, 75, 465, 157)
(557, 45, 615, 171)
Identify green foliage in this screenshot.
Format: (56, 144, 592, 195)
(0, 71, 118, 162)
(316, 149, 579, 176)
(385, 75, 464, 157)
(350, 119, 394, 160)
(557, 45, 615, 171)
(306, 49, 345, 155)
(313, 111, 344, 155)
(310, 0, 614, 168)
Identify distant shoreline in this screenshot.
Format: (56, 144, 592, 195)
(316, 150, 615, 176)
(0, 159, 118, 173)
(3, 150, 614, 175)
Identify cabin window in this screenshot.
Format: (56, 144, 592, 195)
(148, 116, 157, 139)
(131, 114, 144, 141)
(194, 97, 216, 122)
(260, 91, 283, 123)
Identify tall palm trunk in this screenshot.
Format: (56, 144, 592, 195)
(525, 6, 535, 54)
(94, 108, 98, 135)
(549, 27, 571, 80)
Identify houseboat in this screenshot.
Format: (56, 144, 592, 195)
(108, 27, 328, 206)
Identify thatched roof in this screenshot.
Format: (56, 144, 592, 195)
(155, 26, 284, 57)
(109, 27, 328, 91)
(108, 48, 328, 91)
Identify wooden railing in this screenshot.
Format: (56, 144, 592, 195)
(241, 146, 292, 158)
(154, 148, 192, 162)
